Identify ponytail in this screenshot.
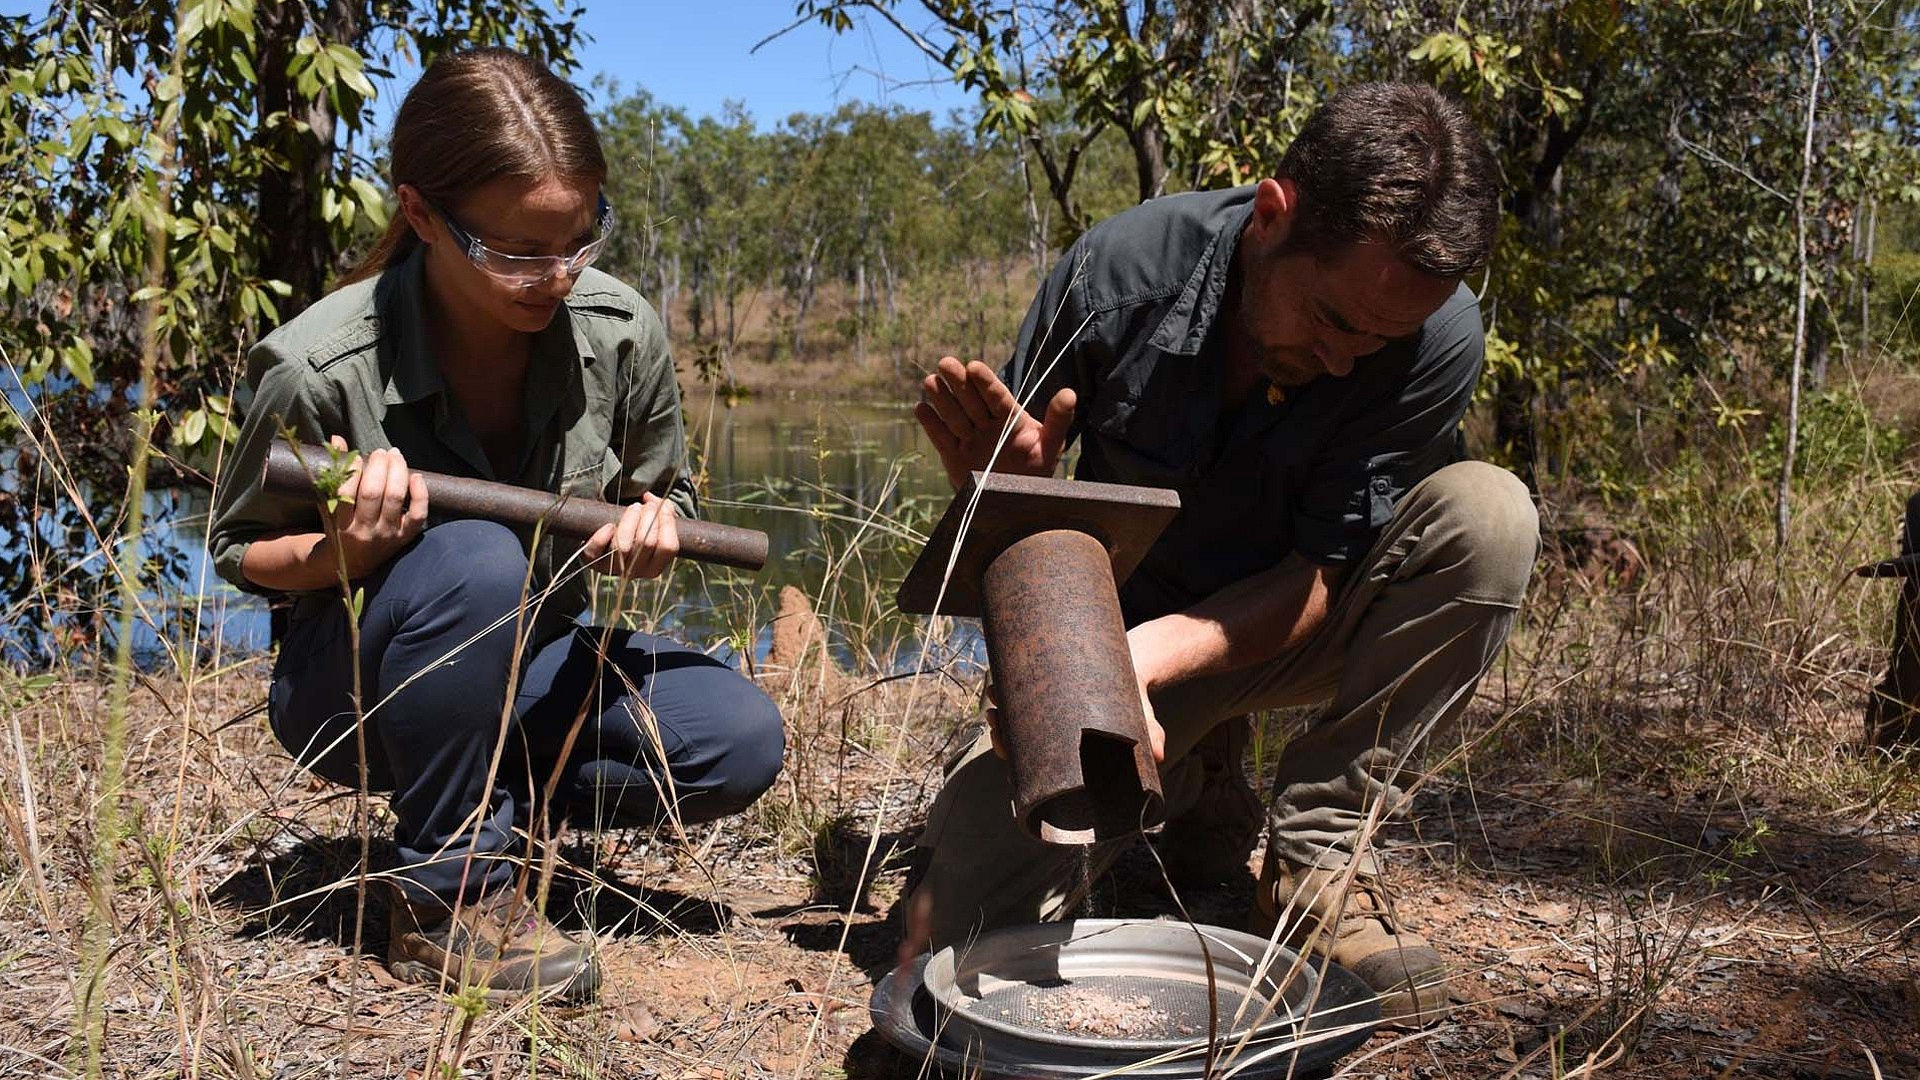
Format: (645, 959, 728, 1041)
(331, 47, 606, 290)
(339, 213, 422, 287)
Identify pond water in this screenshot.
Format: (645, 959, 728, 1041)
(125, 395, 978, 672)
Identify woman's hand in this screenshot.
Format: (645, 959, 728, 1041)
(327, 435, 428, 579)
(584, 492, 680, 580)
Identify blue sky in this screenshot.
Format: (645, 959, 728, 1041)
(566, 1, 969, 123)
(1, 1, 973, 129)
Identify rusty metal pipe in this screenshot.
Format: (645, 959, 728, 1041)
(263, 441, 768, 572)
(980, 528, 1164, 845)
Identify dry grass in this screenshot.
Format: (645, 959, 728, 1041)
(4, 362, 1920, 1078)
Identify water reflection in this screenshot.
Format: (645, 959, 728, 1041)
(117, 395, 979, 673)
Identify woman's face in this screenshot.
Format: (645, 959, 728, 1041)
(404, 173, 602, 337)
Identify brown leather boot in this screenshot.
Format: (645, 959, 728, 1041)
(1152, 717, 1265, 886)
(387, 884, 600, 1001)
(1252, 854, 1448, 1026)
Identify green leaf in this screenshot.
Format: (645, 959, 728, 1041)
(177, 2, 207, 45)
(339, 65, 374, 99)
(64, 339, 95, 389)
(174, 408, 207, 447)
(348, 176, 390, 229)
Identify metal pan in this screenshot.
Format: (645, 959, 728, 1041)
(870, 944, 1381, 1079)
(922, 919, 1317, 1056)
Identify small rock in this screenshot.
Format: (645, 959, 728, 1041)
(1524, 901, 1574, 926)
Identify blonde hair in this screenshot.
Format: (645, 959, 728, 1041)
(343, 48, 607, 285)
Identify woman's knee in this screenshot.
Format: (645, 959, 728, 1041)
(705, 683, 786, 815)
(579, 667, 785, 825)
(404, 519, 529, 606)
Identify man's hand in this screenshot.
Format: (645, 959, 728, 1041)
(1124, 630, 1169, 762)
(327, 435, 428, 579)
(583, 493, 681, 580)
(914, 356, 1077, 491)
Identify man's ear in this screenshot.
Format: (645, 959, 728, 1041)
(1249, 177, 1299, 252)
(396, 184, 436, 246)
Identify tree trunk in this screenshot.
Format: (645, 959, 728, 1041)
(1128, 121, 1168, 204)
(793, 235, 822, 357)
(1860, 200, 1876, 356)
(255, 0, 360, 308)
(1776, 20, 1823, 549)
(1013, 136, 1047, 278)
(855, 259, 867, 368)
(724, 237, 737, 347)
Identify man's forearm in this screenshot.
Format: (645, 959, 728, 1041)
(1128, 554, 1346, 691)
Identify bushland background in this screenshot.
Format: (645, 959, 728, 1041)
(3, 2, 1919, 1078)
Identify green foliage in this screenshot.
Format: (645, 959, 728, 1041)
(808, 1, 1920, 504)
(1875, 251, 1920, 349)
(799, 0, 1325, 239)
(594, 90, 1045, 367)
(0, 0, 583, 666)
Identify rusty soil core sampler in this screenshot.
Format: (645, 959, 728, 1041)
(897, 472, 1181, 845)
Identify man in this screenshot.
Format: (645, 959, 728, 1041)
(904, 82, 1538, 1024)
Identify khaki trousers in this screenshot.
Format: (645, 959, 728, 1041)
(912, 460, 1538, 950)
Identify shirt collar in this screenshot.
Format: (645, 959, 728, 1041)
(1146, 194, 1254, 357)
(377, 245, 447, 406)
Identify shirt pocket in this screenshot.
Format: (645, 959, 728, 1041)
(1085, 367, 1190, 477)
(560, 447, 619, 500)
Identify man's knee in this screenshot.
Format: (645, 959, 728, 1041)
(1411, 460, 1538, 605)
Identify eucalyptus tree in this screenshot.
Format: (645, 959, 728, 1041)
(799, 0, 1920, 507)
(795, 0, 1319, 242)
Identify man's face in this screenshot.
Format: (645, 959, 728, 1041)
(1237, 222, 1460, 389)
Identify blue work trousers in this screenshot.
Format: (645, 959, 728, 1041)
(266, 520, 785, 905)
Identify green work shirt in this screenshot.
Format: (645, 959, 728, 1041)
(1002, 186, 1485, 623)
(207, 246, 699, 645)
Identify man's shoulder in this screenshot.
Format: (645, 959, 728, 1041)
(1069, 188, 1255, 313)
(1412, 283, 1485, 371)
(1426, 283, 1483, 339)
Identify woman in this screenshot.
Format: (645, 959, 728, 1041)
(208, 48, 785, 1000)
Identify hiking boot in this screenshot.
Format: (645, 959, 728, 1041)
(1252, 854, 1448, 1026)
(387, 884, 600, 1001)
(1152, 717, 1265, 886)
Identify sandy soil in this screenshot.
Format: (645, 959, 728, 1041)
(2, 639, 1916, 1079)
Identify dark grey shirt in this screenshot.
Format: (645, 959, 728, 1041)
(1002, 186, 1484, 622)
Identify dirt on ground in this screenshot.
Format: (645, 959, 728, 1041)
(2, 632, 1917, 1079)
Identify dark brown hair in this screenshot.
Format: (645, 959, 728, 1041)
(342, 48, 607, 285)
(1277, 82, 1501, 278)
